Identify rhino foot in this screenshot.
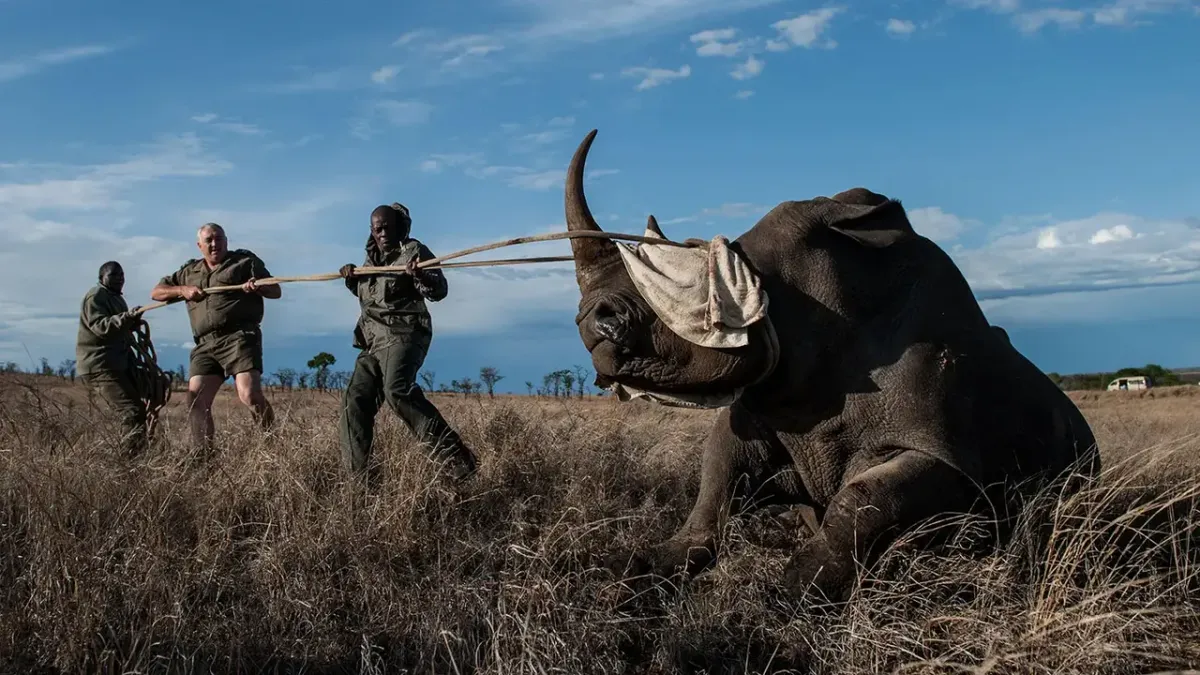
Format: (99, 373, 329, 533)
(779, 535, 858, 609)
(603, 538, 717, 589)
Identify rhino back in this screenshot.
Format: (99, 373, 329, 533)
(729, 200, 1094, 501)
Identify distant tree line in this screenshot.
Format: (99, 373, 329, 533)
(1046, 363, 1188, 391)
(7, 352, 1194, 396)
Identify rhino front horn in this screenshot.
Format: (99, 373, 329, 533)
(564, 129, 619, 291)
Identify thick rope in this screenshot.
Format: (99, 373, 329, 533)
(127, 319, 173, 422)
(133, 230, 699, 316)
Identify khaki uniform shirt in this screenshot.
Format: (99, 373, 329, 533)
(75, 285, 133, 377)
(158, 249, 272, 341)
(345, 239, 446, 352)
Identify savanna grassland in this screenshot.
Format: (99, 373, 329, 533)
(2, 374, 1199, 674)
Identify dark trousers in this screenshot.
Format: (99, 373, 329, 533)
(338, 339, 476, 480)
(81, 370, 149, 456)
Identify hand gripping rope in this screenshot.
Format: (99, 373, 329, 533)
(131, 230, 701, 316)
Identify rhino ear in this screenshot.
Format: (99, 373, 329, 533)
(824, 197, 915, 249)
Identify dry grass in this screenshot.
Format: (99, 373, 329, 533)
(1, 374, 1198, 674)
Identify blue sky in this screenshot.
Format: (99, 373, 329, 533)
(2, 0, 1198, 392)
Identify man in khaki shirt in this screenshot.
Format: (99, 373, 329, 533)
(151, 222, 280, 448)
(76, 260, 150, 456)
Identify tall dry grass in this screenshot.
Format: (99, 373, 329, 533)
(1, 374, 1198, 674)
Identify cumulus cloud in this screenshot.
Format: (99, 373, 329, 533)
(908, 206, 973, 243)
(731, 55, 764, 79)
(766, 7, 843, 51)
(886, 18, 917, 35)
(0, 135, 607, 368)
(371, 65, 401, 83)
(621, 64, 692, 91)
(951, 212, 1200, 301)
(690, 27, 744, 56)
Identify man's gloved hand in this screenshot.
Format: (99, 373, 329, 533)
(122, 308, 144, 329)
(339, 263, 356, 278)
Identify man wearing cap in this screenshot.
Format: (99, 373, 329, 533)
(337, 202, 478, 483)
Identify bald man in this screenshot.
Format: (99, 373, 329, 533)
(151, 222, 280, 448)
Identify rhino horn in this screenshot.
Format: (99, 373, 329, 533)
(645, 214, 666, 239)
(565, 129, 620, 292)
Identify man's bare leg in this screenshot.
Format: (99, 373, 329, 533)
(187, 375, 223, 449)
(235, 370, 274, 430)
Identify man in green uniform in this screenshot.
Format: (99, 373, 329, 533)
(150, 222, 281, 449)
(337, 203, 477, 483)
(76, 260, 150, 456)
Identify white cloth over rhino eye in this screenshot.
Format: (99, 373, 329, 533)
(614, 226, 769, 349)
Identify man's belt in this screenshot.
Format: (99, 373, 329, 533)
(194, 324, 258, 345)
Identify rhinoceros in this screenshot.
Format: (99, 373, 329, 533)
(563, 129, 1100, 604)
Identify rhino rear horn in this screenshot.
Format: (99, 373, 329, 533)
(645, 214, 666, 239)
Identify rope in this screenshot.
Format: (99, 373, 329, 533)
(132, 229, 700, 316)
(127, 319, 173, 422)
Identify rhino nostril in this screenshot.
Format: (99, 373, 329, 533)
(595, 317, 623, 342)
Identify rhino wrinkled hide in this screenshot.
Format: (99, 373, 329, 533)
(614, 228, 768, 349)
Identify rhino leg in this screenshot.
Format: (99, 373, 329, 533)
(781, 449, 977, 606)
(606, 405, 803, 584)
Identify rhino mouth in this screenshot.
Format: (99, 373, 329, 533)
(596, 317, 782, 410)
(607, 382, 744, 409)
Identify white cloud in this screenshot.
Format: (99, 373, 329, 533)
(0, 133, 230, 212)
(513, 0, 788, 43)
(1036, 227, 1062, 249)
(690, 27, 744, 56)
(951, 0, 1195, 32)
(1090, 224, 1136, 244)
(767, 7, 844, 50)
(1092, 0, 1195, 26)
(734, 89, 755, 99)
(589, 72, 605, 80)
(191, 113, 262, 135)
(392, 30, 428, 46)
(430, 35, 505, 69)
(417, 149, 618, 191)
(261, 68, 361, 94)
(1015, 8, 1087, 33)
(659, 202, 772, 225)
(0, 44, 116, 83)
(731, 54, 764, 79)
(621, 64, 692, 91)
(349, 99, 433, 139)
(949, 0, 1021, 12)
(418, 153, 486, 174)
(908, 206, 972, 242)
(952, 212, 1200, 302)
(0, 134, 240, 363)
(886, 18, 917, 35)
(371, 65, 401, 83)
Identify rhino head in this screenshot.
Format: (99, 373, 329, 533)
(565, 130, 779, 407)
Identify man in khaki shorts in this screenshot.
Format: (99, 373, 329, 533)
(151, 222, 280, 448)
